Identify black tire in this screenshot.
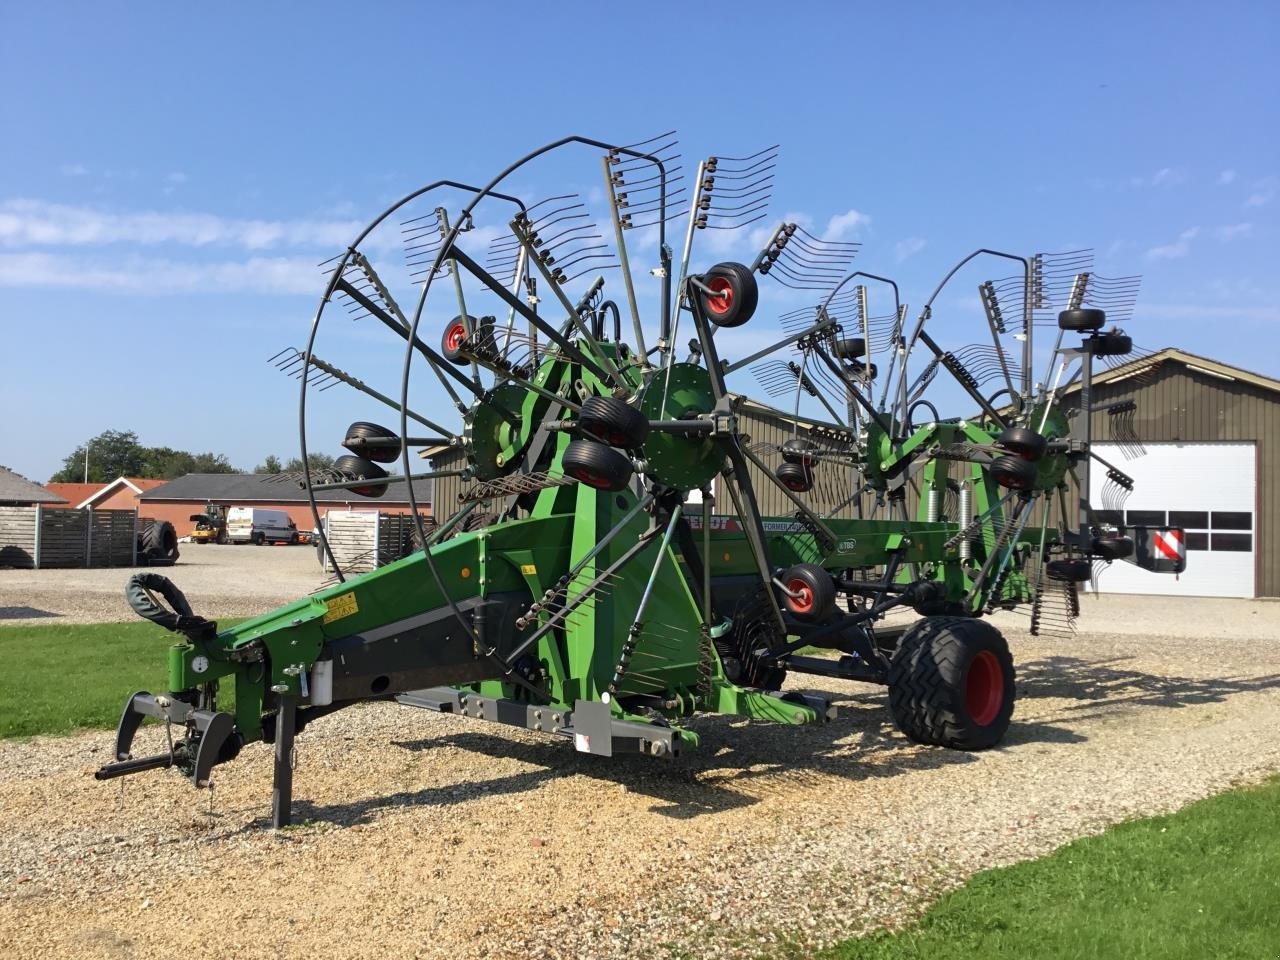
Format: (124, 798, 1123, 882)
(577, 396, 650, 448)
(780, 437, 818, 466)
(775, 461, 813, 493)
(833, 337, 867, 360)
(442, 315, 476, 364)
(141, 521, 179, 561)
(1058, 308, 1106, 331)
(1090, 331, 1133, 357)
(1047, 558, 1092, 582)
(887, 616, 1015, 750)
(1091, 535, 1134, 561)
(332, 454, 389, 498)
(990, 454, 1037, 490)
(561, 439, 633, 492)
(845, 359, 877, 380)
(342, 421, 399, 463)
(697, 262, 758, 328)
(252, 532, 265, 546)
(779, 563, 837, 621)
(995, 426, 1047, 462)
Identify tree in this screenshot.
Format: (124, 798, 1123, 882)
(49, 429, 146, 483)
(256, 455, 284, 474)
(49, 430, 242, 482)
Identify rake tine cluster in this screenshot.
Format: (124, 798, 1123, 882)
(609, 130, 687, 230)
(1101, 464, 1135, 511)
(1104, 400, 1146, 460)
(509, 193, 618, 286)
(319, 252, 395, 324)
(458, 471, 574, 504)
(752, 222, 860, 290)
(949, 344, 1023, 389)
(694, 145, 778, 231)
(401, 206, 456, 284)
(751, 359, 809, 399)
(269, 347, 340, 391)
(1082, 273, 1143, 325)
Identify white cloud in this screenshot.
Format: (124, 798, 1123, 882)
(60, 164, 89, 177)
(1218, 169, 1237, 185)
(1150, 167, 1183, 186)
(166, 172, 188, 184)
(0, 198, 366, 251)
(1245, 176, 1277, 208)
(0, 251, 319, 294)
(1144, 226, 1199, 261)
(1213, 223, 1253, 242)
(894, 237, 926, 262)
(822, 208, 870, 242)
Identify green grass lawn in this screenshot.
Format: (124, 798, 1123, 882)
(0, 620, 240, 738)
(824, 775, 1280, 960)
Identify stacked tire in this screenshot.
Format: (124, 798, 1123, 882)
(138, 520, 180, 565)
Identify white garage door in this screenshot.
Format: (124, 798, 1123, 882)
(1089, 442, 1256, 598)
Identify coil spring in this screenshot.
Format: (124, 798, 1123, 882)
(696, 624, 714, 700)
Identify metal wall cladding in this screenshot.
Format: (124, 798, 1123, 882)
(1063, 359, 1279, 597)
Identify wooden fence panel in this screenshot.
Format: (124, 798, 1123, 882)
(0, 506, 37, 568)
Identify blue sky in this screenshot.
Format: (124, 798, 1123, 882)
(2, 1, 1276, 483)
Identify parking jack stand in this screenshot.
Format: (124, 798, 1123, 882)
(272, 695, 296, 829)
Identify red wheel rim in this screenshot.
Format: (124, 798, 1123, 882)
(444, 322, 467, 351)
(704, 275, 734, 316)
(786, 578, 813, 615)
(966, 650, 1004, 726)
(569, 466, 608, 489)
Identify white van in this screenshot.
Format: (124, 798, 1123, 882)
(226, 507, 298, 545)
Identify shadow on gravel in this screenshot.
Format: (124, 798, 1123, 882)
(321, 698, 987, 824)
(266, 657, 1270, 830)
(1016, 655, 1280, 717)
(0, 606, 61, 620)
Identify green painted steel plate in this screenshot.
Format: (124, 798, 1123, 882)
(466, 383, 527, 481)
(638, 363, 724, 490)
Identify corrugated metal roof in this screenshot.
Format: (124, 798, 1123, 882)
(0, 466, 67, 504)
(1059, 348, 1280, 397)
(138, 472, 433, 504)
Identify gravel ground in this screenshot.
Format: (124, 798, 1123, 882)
(0, 543, 322, 625)
(0, 594, 1277, 959)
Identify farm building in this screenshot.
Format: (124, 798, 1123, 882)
(0, 466, 66, 507)
(428, 346, 1278, 600)
(1058, 347, 1278, 599)
(45, 476, 166, 511)
(137, 473, 433, 533)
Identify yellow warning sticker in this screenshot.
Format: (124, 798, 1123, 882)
(323, 592, 359, 624)
(521, 563, 537, 575)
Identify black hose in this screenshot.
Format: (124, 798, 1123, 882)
(125, 572, 215, 639)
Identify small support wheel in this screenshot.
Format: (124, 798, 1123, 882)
(780, 438, 818, 466)
(332, 454, 389, 498)
(1047, 558, 1092, 582)
(990, 454, 1037, 490)
(833, 337, 867, 360)
(775, 461, 813, 492)
(887, 616, 1015, 750)
(561, 439, 634, 492)
(779, 563, 836, 621)
(696, 262, 758, 328)
(577, 396, 650, 449)
(1058, 308, 1106, 332)
(442, 315, 476, 364)
(1090, 536, 1134, 561)
(342, 421, 400, 463)
(995, 426, 1046, 462)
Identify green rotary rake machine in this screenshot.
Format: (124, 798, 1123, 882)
(96, 133, 1183, 826)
